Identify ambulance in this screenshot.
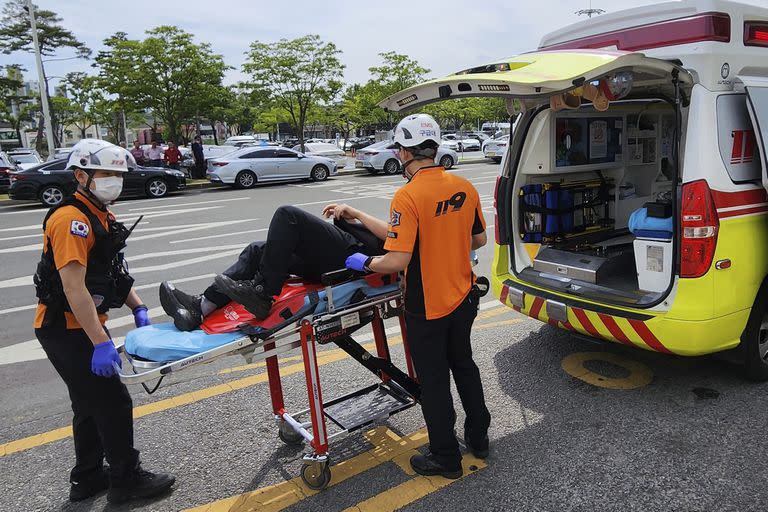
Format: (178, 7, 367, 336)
(381, 0, 768, 379)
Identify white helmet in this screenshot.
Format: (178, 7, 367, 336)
(66, 139, 130, 173)
(393, 113, 441, 149)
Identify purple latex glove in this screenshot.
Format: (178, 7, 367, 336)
(91, 340, 121, 378)
(133, 305, 151, 328)
(345, 252, 370, 272)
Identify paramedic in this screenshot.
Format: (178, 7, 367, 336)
(340, 113, 491, 478)
(33, 139, 175, 504)
(159, 211, 385, 331)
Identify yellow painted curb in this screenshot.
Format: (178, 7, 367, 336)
(561, 352, 653, 390)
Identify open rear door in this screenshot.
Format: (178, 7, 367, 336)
(379, 50, 692, 112)
(739, 76, 768, 192)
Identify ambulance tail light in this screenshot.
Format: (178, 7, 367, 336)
(745, 22, 768, 48)
(680, 180, 719, 279)
(540, 12, 731, 51)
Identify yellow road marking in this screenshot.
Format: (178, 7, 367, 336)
(561, 351, 654, 390)
(183, 427, 430, 512)
(1, 316, 509, 458)
(343, 455, 487, 512)
(474, 319, 524, 329)
(475, 306, 508, 321)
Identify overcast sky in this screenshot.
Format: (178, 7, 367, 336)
(3, 0, 672, 89)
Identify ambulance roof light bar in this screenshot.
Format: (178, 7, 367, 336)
(540, 12, 731, 52)
(745, 22, 768, 48)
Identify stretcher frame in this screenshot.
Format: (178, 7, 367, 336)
(115, 276, 420, 490)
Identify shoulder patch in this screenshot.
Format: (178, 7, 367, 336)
(390, 209, 402, 227)
(70, 220, 90, 238)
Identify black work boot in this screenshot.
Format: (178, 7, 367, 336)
(409, 453, 463, 479)
(159, 281, 202, 332)
(69, 468, 109, 502)
(463, 433, 490, 459)
(107, 465, 175, 504)
(213, 274, 273, 320)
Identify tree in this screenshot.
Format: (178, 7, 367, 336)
(243, 34, 344, 150)
(0, 64, 34, 144)
(59, 72, 103, 138)
(49, 95, 77, 145)
(95, 26, 229, 143)
(0, 0, 91, 150)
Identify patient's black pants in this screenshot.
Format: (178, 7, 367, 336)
(203, 206, 360, 306)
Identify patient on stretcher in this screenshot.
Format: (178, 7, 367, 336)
(160, 205, 385, 331)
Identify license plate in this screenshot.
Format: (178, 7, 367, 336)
(486, 151, 496, 157)
(355, 161, 364, 168)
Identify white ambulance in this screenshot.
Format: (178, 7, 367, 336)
(381, 0, 768, 378)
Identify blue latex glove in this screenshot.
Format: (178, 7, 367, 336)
(133, 305, 151, 328)
(345, 252, 370, 272)
(91, 340, 121, 378)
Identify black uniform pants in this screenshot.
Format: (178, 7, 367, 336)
(203, 205, 360, 306)
(406, 293, 491, 469)
(36, 327, 139, 483)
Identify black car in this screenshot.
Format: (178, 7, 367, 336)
(9, 158, 187, 207)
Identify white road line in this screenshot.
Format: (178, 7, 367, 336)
(292, 195, 391, 208)
(0, 273, 215, 317)
(0, 223, 41, 233)
(0, 242, 41, 254)
(117, 205, 224, 223)
(130, 248, 244, 274)
(127, 244, 246, 262)
(289, 180, 355, 189)
(0, 232, 42, 242)
(126, 196, 252, 212)
(0, 298, 506, 366)
(169, 228, 268, 244)
(129, 219, 256, 242)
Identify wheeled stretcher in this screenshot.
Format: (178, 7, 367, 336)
(115, 269, 421, 490)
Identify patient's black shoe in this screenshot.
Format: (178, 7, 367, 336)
(159, 281, 203, 331)
(213, 274, 273, 320)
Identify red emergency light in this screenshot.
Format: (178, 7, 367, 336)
(744, 22, 768, 48)
(540, 12, 731, 52)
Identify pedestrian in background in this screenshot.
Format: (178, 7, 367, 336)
(130, 140, 144, 166)
(144, 141, 163, 168)
(191, 135, 205, 179)
(164, 141, 182, 170)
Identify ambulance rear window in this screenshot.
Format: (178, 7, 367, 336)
(717, 94, 761, 183)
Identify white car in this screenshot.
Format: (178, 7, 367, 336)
(8, 150, 43, 170)
(354, 140, 458, 175)
(52, 147, 74, 160)
(440, 134, 481, 152)
(207, 146, 338, 188)
(482, 135, 510, 163)
(292, 142, 346, 169)
(224, 135, 258, 147)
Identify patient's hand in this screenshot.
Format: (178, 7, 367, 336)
(323, 203, 358, 221)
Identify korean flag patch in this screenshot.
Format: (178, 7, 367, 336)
(70, 220, 89, 238)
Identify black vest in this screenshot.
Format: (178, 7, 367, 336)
(34, 196, 135, 328)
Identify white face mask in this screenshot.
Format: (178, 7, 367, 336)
(90, 176, 123, 204)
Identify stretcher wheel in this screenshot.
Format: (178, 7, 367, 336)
(300, 461, 331, 490)
(278, 421, 304, 446)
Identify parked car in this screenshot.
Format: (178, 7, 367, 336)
(52, 147, 74, 160)
(482, 135, 510, 163)
(9, 156, 186, 207)
(0, 151, 20, 193)
(354, 140, 458, 174)
(440, 134, 481, 152)
(207, 147, 338, 188)
(8, 149, 44, 170)
(224, 135, 258, 146)
(349, 137, 376, 151)
(292, 142, 347, 168)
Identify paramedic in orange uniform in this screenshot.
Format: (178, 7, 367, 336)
(336, 114, 491, 479)
(33, 139, 174, 504)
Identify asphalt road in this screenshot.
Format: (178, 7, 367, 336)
(1, 160, 767, 512)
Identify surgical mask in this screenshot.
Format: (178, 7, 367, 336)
(91, 176, 123, 204)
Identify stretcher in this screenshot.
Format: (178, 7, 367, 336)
(115, 269, 420, 490)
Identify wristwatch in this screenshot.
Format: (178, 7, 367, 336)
(364, 256, 374, 272)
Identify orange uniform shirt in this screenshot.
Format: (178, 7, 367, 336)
(384, 166, 486, 320)
(34, 192, 112, 330)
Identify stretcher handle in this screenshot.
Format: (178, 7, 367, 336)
(321, 268, 363, 286)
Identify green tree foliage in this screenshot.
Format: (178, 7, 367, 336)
(424, 97, 509, 131)
(0, 0, 90, 148)
(95, 26, 228, 143)
(243, 34, 344, 150)
(0, 65, 35, 144)
(59, 72, 104, 138)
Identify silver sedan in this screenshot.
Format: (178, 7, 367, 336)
(354, 140, 458, 175)
(207, 147, 338, 188)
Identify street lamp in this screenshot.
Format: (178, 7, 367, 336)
(25, 0, 55, 157)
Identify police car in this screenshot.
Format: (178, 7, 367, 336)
(381, 0, 768, 379)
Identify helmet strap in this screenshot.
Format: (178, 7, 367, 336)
(78, 169, 107, 210)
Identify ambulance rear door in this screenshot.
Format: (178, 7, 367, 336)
(739, 76, 768, 192)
